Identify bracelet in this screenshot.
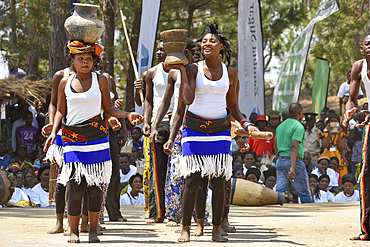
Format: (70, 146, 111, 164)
(243, 122, 253, 129)
(240, 118, 248, 125)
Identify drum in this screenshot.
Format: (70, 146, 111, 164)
(0, 170, 14, 205)
(230, 178, 284, 206)
(48, 161, 58, 204)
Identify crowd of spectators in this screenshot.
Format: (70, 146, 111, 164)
(230, 105, 365, 203)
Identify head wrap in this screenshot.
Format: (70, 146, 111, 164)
(7, 163, 20, 170)
(246, 168, 261, 180)
(67, 40, 104, 56)
(342, 174, 356, 186)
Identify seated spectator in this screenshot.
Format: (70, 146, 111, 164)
(316, 120, 325, 132)
(12, 104, 38, 152)
(5, 148, 15, 159)
(247, 115, 275, 157)
(242, 150, 257, 175)
(245, 168, 261, 183)
(119, 153, 137, 191)
(286, 185, 299, 204)
(131, 147, 144, 168)
(232, 168, 245, 179)
(20, 160, 34, 175)
(309, 174, 335, 203)
(24, 171, 35, 188)
(15, 171, 29, 196)
(30, 165, 54, 207)
(10, 144, 33, 168)
(0, 140, 11, 169)
(335, 174, 359, 202)
(120, 173, 144, 205)
(263, 169, 276, 190)
(311, 152, 339, 193)
(329, 157, 341, 186)
(4, 173, 29, 207)
(267, 110, 280, 134)
(347, 113, 364, 175)
(233, 154, 242, 163)
(249, 112, 258, 125)
(233, 160, 243, 170)
(7, 163, 20, 173)
(303, 151, 318, 174)
(25, 174, 38, 191)
(255, 156, 262, 168)
(131, 127, 144, 157)
(16, 111, 38, 160)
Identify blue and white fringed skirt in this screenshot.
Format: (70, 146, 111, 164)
(59, 136, 112, 188)
(180, 127, 232, 180)
(46, 129, 64, 167)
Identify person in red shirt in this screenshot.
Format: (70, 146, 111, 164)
(247, 115, 275, 157)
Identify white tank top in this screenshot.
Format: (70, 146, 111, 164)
(188, 61, 229, 119)
(361, 59, 370, 111)
(65, 72, 102, 125)
(152, 63, 173, 122)
(63, 68, 70, 78)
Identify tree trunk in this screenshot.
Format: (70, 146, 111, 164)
(48, 0, 70, 80)
(10, 0, 16, 53)
(102, 0, 115, 76)
(124, 6, 142, 112)
(187, 5, 194, 35)
(25, 54, 39, 80)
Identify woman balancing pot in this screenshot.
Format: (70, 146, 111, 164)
(164, 23, 258, 243)
(43, 40, 144, 243)
(230, 178, 284, 206)
(64, 3, 105, 44)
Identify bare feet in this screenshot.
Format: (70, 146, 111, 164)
(47, 223, 64, 234)
(191, 218, 204, 236)
(140, 212, 149, 220)
(219, 226, 228, 236)
(116, 217, 127, 222)
(80, 222, 89, 233)
(63, 221, 69, 232)
(212, 225, 228, 242)
(221, 218, 236, 233)
(89, 231, 100, 243)
(63, 231, 70, 236)
(98, 224, 106, 231)
(178, 225, 190, 242)
(204, 220, 211, 226)
(350, 235, 361, 241)
(67, 232, 80, 243)
(145, 218, 156, 224)
(166, 220, 178, 227)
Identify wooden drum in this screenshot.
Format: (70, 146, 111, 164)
(230, 178, 284, 206)
(0, 170, 14, 205)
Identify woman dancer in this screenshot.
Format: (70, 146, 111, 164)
(44, 40, 143, 243)
(165, 23, 257, 242)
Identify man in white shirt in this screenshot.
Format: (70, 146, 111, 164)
(337, 70, 363, 116)
(119, 153, 137, 190)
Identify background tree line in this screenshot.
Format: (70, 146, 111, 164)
(0, 0, 368, 110)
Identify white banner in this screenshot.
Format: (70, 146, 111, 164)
(135, 0, 161, 114)
(238, 0, 264, 118)
(272, 0, 340, 112)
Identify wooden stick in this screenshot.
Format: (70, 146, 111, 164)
(120, 9, 144, 106)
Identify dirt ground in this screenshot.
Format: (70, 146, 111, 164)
(0, 202, 368, 246)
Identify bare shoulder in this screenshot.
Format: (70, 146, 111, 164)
(98, 73, 108, 83)
(227, 66, 238, 77)
(186, 63, 198, 74)
(59, 77, 68, 89)
(146, 64, 160, 79)
(352, 59, 364, 73)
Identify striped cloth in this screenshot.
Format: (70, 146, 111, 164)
(179, 126, 232, 180)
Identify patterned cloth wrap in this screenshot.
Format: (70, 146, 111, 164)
(59, 114, 112, 188)
(180, 109, 233, 180)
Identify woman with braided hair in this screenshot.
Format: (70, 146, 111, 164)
(44, 40, 143, 243)
(165, 23, 258, 242)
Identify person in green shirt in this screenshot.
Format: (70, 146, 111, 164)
(274, 103, 312, 203)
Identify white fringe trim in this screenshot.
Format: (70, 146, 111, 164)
(179, 153, 232, 180)
(59, 161, 112, 189)
(46, 144, 64, 167)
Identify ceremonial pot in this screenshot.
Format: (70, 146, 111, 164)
(0, 170, 14, 205)
(230, 178, 284, 206)
(160, 29, 189, 65)
(64, 3, 105, 44)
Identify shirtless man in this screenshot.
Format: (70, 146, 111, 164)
(343, 33, 370, 241)
(143, 40, 173, 223)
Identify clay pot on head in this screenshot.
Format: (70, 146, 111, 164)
(160, 29, 188, 43)
(64, 3, 105, 44)
(163, 42, 188, 65)
(160, 29, 189, 65)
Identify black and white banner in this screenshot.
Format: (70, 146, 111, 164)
(238, 0, 265, 118)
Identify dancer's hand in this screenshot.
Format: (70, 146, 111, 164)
(163, 63, 185, 71)
(149, 128, 158, 147)
(114, 99, 124, 109)
(356, 110, 370, 127)
(235, 137, 249, 153)
(163, 140, 174, 155)
(134, 79, 144, 90)
(42, 123, 53, 137)
(108, 117, 122, 131)
(43, 133, 56, 152)
(128, 112, 144, 125)
(246, 125, 259, 135)
(342, 107, 357, 126)
(142, 123, 151, 137)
